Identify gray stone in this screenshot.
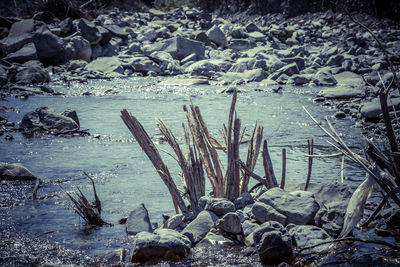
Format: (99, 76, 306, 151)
(122, 56, 161, 75)
(59, 18, 73, 36)
(65, 36, 91, 62)
(242, 68, 268, 82)
(20, 107, 79, 134)
(182, 210, 218, 244)
(0, 162, 37, 180)
(130, 229, 191, 263)
(274, 63, 299, 77)
(289, 225, 332, 253)
(361, 98, 400, 120)
(186, 59, 231, 78)
(281, 57, 305, 71)
(85, 56, 124, 77)
(163, 214, 185, 230)
(248, 31, 265, 42)
(253, 221, 286, 245)
(33, 28, 65, 64)
(256, 230, 293, 265)
(229, 39, 256, 51)
(231, 27, 248, 38)
(75, 19, 101, 45)
(289, 74, 312, 85)
(4, 42, 37, 63)
(160, 77, 209, 86)
(234, 192, 254, 209)
(126, 203, 153, 235)
(252, 202, 287, 225)
(10, 61, 50, 84)
(245, 23, 260, 32)
(242, 220, 259, 237)
(62, 109, 80, 126)
(326, 54, 345, 66)
(0, 19, 34, 53)
(102, 42, 119, 57)
(206, 25, 227, 48)
(258, 188, 319, 225)
(313, 69, 337, 86)
(126, 43, 142, 54)
(218, 212, 241, 234)
(318, 86, 365, 99)
(105, 24, 129, 39)
(204, 198, 235, 216)
(197, 232, 236, 247)
(143, 37, 205, 60)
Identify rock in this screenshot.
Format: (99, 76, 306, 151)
(204, 198, 235, 216)
(182, 210, 218, 244)
(273, 63, 299, 78)
(102, 42, 119, 57)
(334, 111, 346, 119)
(126, 43, 142, 54)
(234, 192, 254, 209)
(253, 221, 286, 245)
(122, 55, 161, 75)
(313, 69, 337, 86)
(195, 31, 212, 46)
(0, 20, 34, 53)
(256, 230, 293, 265)
(130, 229, 191, 263)
(67, 59, 87, 71)
(242, 220, 259, 237)
(163, 214, 185, 230)
(186, 59, 231, 77)
(20, 107, 80, 134)
(126, 203, 153, 235)
(160, 77, 209, 86)
(32, 11, 56, 24)
(248, 31, 265, 42)
(10, 60, 50, 84)
(245, 23, 260, 32)
(229, 39, 256, 51)
(289, 74, 311, 85)
(143, 37, 205, 60)
(326, 54, 345, 66)
(65, 36, 91, 62)
(75, 19, 101, 45)
(281, 57, 305, 71)
(206, 25, 227, 48)
(105, 24, 129, 39)
(197, 232, 236, 247)
(4, 42, 37, 63)
(137, 28, 158, 42)
(0, 162, 37, 180)
(33, 28, 65, 64)
(231, 27, 247, 38)
(360, 98, 400, 120)
(242, 68, 268, 82)
(218, 212, 241, 234)
(289, 225, 332, 253)
(61, 109, 80, 126)
(85, 56, 124, 77)
(318, 86, 365, 99)
(258, 187, 320, 225)
(59, 18, 73, 36)
(252, 202, 287, 225)
(0, 66, 7, 87)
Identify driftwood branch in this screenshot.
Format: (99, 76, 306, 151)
(304, 139, 314, 191)
(32, 178, 41, 200)
(262, 140, 278, 188)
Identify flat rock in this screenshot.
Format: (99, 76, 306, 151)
(252, 202, 287, 225)
(130, 229, 191, 263)
(0, 162, 37, 180)
(318, 86, 365, 99)
(4, 42, 37, 63)
(160, 77, 209, 86)
(204, 198, 235, 216)
(85, 56, 124, 77)
(258, 187, 320, 225)
(289, 225, 332, 253)
(126, 203, 153, 235)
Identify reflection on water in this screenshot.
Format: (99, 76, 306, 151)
(0, 77, 365, 256)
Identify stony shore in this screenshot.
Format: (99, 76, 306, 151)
(1, 5, 400, 266)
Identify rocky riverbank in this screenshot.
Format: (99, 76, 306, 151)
(0, 6, 399, 141)
(1, 4, 400, 266)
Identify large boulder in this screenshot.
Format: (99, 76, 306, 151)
(130, 229, 191, 263)
(186, 59, 231, 77)
(33, 28, 65, 64)
(20, 107, 80, 135)
(9, 60, 50, 84)
(313, 69, 337, 86)
(4, 42, 37, 63)
(75, 19, 101, 45)
(126, 203, 153, 235)
(65, 36, 92, 62)
(204, 198, 236, 216)
(217, 212, 241, 234)
(258, 188, 320, 225)
(252, 202, 287, 225)
(182, 210, 218, 244)
(0, 162, 37, 180)
(143, 37, 205, 61)
(0, 19, 34, 53)
(206, 25, 227, 48)
(121, 55, 161, 75)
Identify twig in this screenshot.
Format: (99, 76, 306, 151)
(32, 178, 41, 200)
(298, 237, 400, 253)
(281, 148, 286, 189)
(304, 152, 344, 158)
(341, 155, 345, 183)
(83, 171, 101, 214)
(304, 139, 314, 191)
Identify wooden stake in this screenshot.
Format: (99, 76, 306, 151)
(281, 149, 286, 189)
(304, 139, 314, 191)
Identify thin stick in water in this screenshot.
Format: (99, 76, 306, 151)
(304, 139, 314, 191)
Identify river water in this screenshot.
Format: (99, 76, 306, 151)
(0, 77, 365, 259)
